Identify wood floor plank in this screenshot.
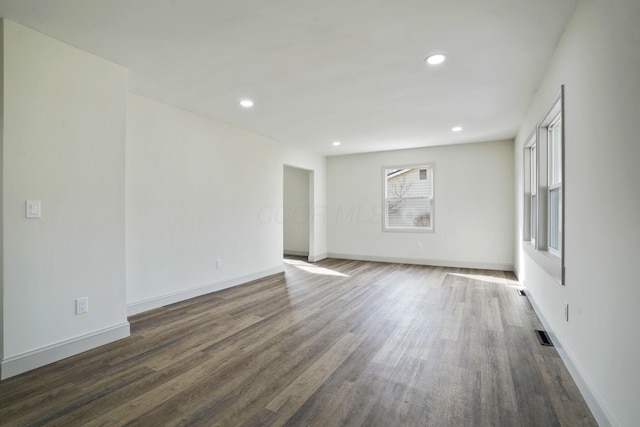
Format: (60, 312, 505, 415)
(46, 352, 212, 427)
(0, 257, 597, 426)
(142, 313, 265, 371)
(81, 352, 230, 426)
(170, 277, 395, 426)
(265, 331, 363, 415)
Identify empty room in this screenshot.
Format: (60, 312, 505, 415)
(0, 0, 638, 425)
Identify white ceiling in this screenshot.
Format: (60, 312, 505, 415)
(0, 0, 577, 156)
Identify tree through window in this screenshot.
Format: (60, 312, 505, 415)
(383, 165, 434, 232)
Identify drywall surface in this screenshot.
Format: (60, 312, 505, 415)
(327, 140, 514, 269)
(2, 20, 128, 364)
(283, 166, 310, 255)
(126, 94, 327, 309)
(0, 20, 4, 361)
(514, 0, 640, 425)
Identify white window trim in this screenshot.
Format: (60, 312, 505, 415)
(522, 85, 565, 285)
(547, 112, 563, 257)
(523, 130, 537, 245)
(382, 164, 435, 233)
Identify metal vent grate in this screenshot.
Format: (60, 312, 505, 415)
(535, 330, 553, 346)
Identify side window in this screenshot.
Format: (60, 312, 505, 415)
(530, 143, 537, 244)
(547, 113, 563, 254)
(523, 86, 564, 284)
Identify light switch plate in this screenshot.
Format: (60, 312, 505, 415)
(25, 200, 41, 219)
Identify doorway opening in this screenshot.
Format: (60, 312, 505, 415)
(283, 165, 313, 261)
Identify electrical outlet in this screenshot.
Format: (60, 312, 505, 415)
(76, 297, 89, 315)
(215, 258, 222, 269)
(564, 303, 569, 322)
(417, 243, 423, 250)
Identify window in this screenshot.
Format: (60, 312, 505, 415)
(383, 165, 434, 232)
(523, 132, 536, 243)
(530, 143, 537, 244)
(548, 113, 562, 254)
(522, 86, 564, 284)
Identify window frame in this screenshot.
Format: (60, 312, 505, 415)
(382, 164, 435, 233)
(529, 140, 538, 245)
(522, 86, 565, 285)
(547, 112, 563, 256)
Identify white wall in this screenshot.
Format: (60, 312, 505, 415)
(0, 20, 4, 363)
(0, 19, 328, 377)
(1, 21, 129, 378)
(514, 1, 640, 425)
(328, 140, 514, 270)
(126, 94, 327, 314)
(283, 166, 310, 256)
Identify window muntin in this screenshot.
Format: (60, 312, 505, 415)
(383, 165, 434, 232)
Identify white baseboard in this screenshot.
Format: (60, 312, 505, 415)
(513, 263, 521, 281)
(127, 266, 285, 317)
(1, 322, 130, 380)
(308, 252, 328, 263)
(525, 287, 617, 427)
(284, 250, 309, 257)
(327, 253, 513, 272)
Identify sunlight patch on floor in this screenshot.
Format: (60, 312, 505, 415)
(448, 272, 520, 288)
(283, 259, 349, 277)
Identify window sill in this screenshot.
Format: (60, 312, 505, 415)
(383, 227, 434, 234)
(522, 241, 564, 285)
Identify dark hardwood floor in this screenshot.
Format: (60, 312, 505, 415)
(0, 258, 596, 426)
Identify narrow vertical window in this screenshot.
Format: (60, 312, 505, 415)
(530, 144, 537, 245)
(548, 113, 562, 254)
(522, 85, 564, 285)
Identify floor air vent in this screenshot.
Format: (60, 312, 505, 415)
(535, 330, 554, 346)
(517, 289, 526, 296)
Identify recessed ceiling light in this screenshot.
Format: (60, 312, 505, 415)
(452, 126, 463, 132)
(425, 54, 446, 65)
(332, 141, 341, 146)
(240, 99, 254, 108)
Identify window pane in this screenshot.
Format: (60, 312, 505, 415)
(549, 187, 560, 251)
(387, 198, 431, 228)
(531, 194, 537, 241)
(386, 170, 410, 198)
(384, 166, 433, 230)
(530, 146, 537, 195)
(549, 118, 562, 186)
